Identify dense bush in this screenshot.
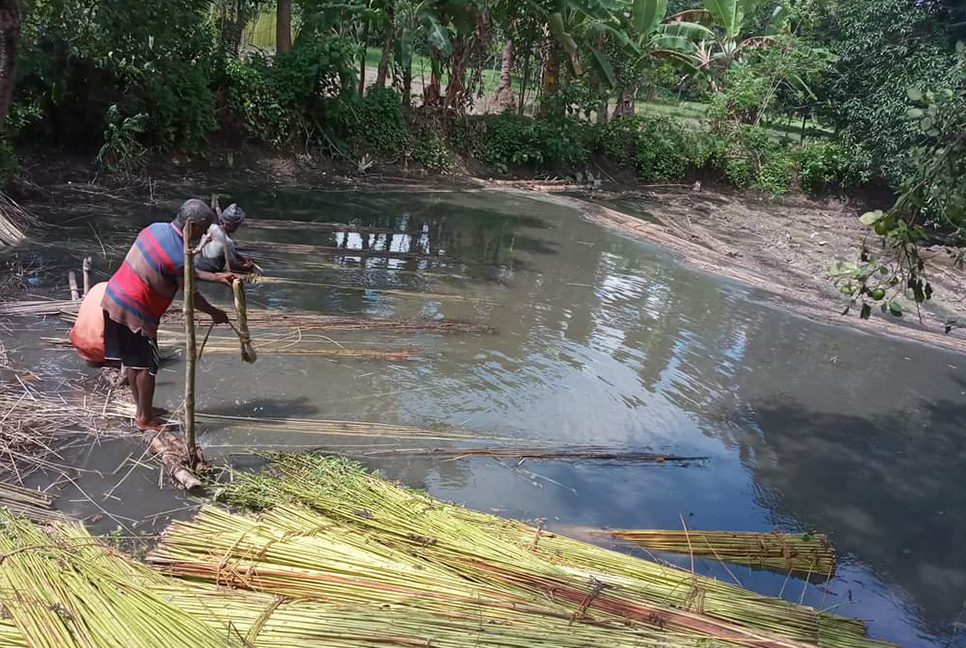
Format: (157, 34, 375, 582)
(593, 115, 697, 182)
(225, 38, 356, 148)
(96, 105, 149, 177)
(411, 131, 452, 172)
(809, 0, 956, 187)
(796, 141, 851, 195)
(16, 0, 218, 150)
(483, 112, 588, 173)
(358, 87, 410, 156)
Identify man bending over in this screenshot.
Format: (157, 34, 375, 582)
(102, 198, 237, 431)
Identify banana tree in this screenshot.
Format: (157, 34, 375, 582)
(610, 0, 715, 116)
(522, 0, 627, 116)
(523, 0, 710, 117)
(299, 0, 393, 94)
(677, 0, 788, 76)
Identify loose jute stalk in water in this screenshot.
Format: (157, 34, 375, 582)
(231, 278, 257, 364)
(608, 530, 836, 578)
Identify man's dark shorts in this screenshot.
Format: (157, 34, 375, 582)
(103, 312, 159, 376)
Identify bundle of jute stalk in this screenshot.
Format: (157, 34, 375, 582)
(154, 455, 896, 648)
(607, 529, 835, 578)
(231, 278, 256, 363)
(0, 512, 236, 648)
(155, 580, 724, 648)
(0, 512, 720, 648)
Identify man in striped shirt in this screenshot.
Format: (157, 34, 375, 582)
(102, 199, 238, 431)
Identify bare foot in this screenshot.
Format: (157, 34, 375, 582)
(135, 418, 167, 433)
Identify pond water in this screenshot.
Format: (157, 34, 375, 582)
(7, 187, 966, 648)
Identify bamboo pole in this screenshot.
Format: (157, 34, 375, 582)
(182, 223, 197, 467)
(68, 271, 79, 300)
(82, 257, 92, 296)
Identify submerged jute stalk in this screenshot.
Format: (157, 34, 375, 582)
(607, 530, 835, 578)
(231, 278, 256, 363)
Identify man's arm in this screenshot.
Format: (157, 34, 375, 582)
(196, 269, 241, 285)
(194, 291, 229, 324)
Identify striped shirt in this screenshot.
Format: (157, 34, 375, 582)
(102, 223, 184, 337)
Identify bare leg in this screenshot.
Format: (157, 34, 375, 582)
(132, 369, 163, 431)
(127, 367, 139, 409)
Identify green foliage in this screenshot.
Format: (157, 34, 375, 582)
(17, 0, 218, 151)
(753, 150, 792, 196)
(837, 41, 966, 324)
(225, 38, 357, 148)
(96, 105, 149, 177)
(594, 115, 693, 182)
(483, 112, 588, 173)
(809, 0, 955, 187)
(360, 87, 410, 155)
(0, 102, 43, 183)
(796, 140, 850, 195)
(412, 132, 453, 172)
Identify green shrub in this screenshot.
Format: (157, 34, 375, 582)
(796, 140, 851, 194)
(593, 115, 694, 182)
(754, 153, 793, 196)
(360, 87, 410, 155)
(412, 133, 452, 172)
(724, 158, 754, 188)
(141, 61, 216, 150)
(225, 38, 356, 148)
(96, 105, 149, 177)
(483, 112, 587, 172)
(0, 102, 42, 183)
(446, 116, 486, 160)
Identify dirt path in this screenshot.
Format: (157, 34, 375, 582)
(489, 181, 966, 355)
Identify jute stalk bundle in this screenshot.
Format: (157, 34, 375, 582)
(239, 239, 446, 260)
(607, 529, 835, 578)
(151, 455, 895, 648)
(3, 299, 494, 334)
(0, 512, 235, 648)
(231, 278, 257, 363)
(250, 275, 492, 304)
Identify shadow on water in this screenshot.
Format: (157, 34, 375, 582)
(731, 392, 966, 632)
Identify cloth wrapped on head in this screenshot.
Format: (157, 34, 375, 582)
(221, 203, 246, 227)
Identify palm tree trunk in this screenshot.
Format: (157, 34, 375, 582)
(536, 38, 559, 118)
(276, 0, 292, 55)
(423, 50, 442, 107)
(375, 18, 393, 89)
(402, 57, 413, 107)
(517, 51, 531, 116)
(0, 0, 18, 135)
(444, 37, 467, 111)
(492, 39, 514, 106)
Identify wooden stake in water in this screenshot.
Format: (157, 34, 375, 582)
(182, 222, 197, 466)
(82, 256, 92, 296)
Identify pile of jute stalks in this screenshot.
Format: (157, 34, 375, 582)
(0, 454, 894, 648)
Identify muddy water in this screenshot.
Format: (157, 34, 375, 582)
(6, 187, 966, 648)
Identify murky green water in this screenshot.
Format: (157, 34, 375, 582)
(5, 187, 965, 648)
